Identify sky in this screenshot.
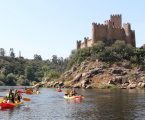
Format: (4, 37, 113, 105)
(0, 0, 145, 59)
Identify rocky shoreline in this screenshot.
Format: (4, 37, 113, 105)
(45, 59, 145, 90)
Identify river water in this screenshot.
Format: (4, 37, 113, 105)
(1, 87, 145, 120)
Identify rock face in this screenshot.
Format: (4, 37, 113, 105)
(57, 59, 145, 89)
(72, 74, 82, 84)
(111, 68, 123, 75)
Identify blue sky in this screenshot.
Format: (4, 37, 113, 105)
(0, 0, 144, 59)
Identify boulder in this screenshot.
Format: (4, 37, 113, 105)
(137, 82, 145, 88)
(121, 83, 129, 89)
(122, 61, 131, 69)
(73, 84, 81, 88)
(53, 82, 59, 87)
(89, 68, 104, 75)
(113, 76, 122, 84)
(86, 85, 92, 89)
(82, 72, 89, 77)
(80, 65, 87, 71)
(140, 82, 145, 88)
(58, 82, 64, 87)
(72, 74, 82, 83)
(71, 66, 77, 72)
(127, 83, 137, 89)
(111, 68, 123, 75)
(108, 79, 116, 85)
(81, 78, 91, 88)
(82, 72, 92, 79)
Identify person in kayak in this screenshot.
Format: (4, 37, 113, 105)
(64, 89, 71, 96)
(14, 90, 22, 102)
(69, 88, 77, 96)
(7, 89, 15, 103)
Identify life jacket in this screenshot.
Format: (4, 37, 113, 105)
(7, 93, 14, 100)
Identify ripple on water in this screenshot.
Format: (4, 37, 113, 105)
(1, 88, 145, 120)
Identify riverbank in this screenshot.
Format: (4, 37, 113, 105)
(51, 59, 145, 89)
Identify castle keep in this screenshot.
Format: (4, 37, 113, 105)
(77, 14, 136, 49)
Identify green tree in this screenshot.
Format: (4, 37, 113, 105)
(9, 48, 15, 58)
(6, 73, 17, 86)
(34, 54, 42, 61)
(25, 66, 35, 81)
(0, 48, 5, 57)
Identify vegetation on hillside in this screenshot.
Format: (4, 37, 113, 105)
(1, 40, 145, 86)
(0, 48, 68, 86)
(67, 40, 145, 69)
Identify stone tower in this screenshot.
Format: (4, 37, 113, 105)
(110, 14, 122, 28)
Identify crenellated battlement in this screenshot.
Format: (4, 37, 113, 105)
(110, 14, 122, 18)
(77, 14, 136, 49)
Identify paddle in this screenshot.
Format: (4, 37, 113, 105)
(23, 98, 31, 101)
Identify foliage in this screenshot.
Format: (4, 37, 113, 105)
(67, 40, 145, 69)
(0, 49, 68, 86)
(45, 70, 60, 80)
(34, 54, 42, 61)
(5, 73, 17, 86)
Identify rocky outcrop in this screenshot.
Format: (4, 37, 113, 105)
(57, 59, 145, 89)
(72, 74, 82, 84)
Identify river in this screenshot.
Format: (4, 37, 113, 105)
(1, 87, 145, 120)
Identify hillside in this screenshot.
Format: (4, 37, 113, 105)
(0, 54, 68, 86)
(57, 40, 145, 89)
(58, 59, 145, 89)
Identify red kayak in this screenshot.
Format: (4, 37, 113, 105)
(0, 103, 15, 109)
(57, 89, 62, 92)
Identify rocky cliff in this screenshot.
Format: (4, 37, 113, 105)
(57, 59, 145, 89)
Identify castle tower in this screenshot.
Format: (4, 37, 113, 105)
(123, 23, 136, 47)
(110, 14, 122, 28)
(123, 23, 131, 45)
(131, 30, 136, 47)
(92, 22, 97, 43)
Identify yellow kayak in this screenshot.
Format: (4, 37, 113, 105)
(14, 101, 23, 106)
(64, 96, 75, 99)
(64, 95, 83, 100)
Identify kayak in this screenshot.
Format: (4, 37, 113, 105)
(23, 98, 31, 101)
(64, 96, 75, 99)
(0, 103, 15, 109)
(57, 89, 62, 92)
(64, 95, 83, 100)
(14, 102, 23, 106)
(0, 102, 23, 109)
(25, 91, 33, 95)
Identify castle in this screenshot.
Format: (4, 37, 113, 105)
(76, 14, 136, 49)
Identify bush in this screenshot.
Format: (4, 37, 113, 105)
(5, 73, 17, 86)
(67, 40, 138, 69)
(0, 81, 5, 86)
